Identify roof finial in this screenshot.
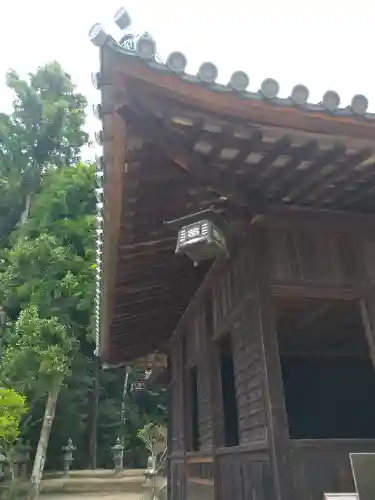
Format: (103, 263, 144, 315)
(114, 7, 132, 30)
(89, 24, 109, 47)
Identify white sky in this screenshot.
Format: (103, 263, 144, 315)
(0, 0, 374, 158)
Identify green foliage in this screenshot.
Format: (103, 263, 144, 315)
(0, 62, 93, 475)
(0, 163, 96, 328)
(0, 60, 167, 472)
(0, 163, 96, 471)
(0, 62, 89, 246)
(1, 306, 72, 396)
(137, 422, 167, 473)
(137, 423, 167, 456)
(0, 388, 27, 450)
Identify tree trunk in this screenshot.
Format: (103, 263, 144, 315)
(89, 356, 100, 469)
(120, 366, 130, 447)
(31, 383, 61, 494)
(20, 193, 32, 226)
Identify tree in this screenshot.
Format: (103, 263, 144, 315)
(1, 307, 72, 491)
(0, 62, 168, 478)
(0, 163, 95, 493)
(0, 62, 88, 245)
(0, 387, 28, 472)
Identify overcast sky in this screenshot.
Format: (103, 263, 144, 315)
(0, 0, 374, 157)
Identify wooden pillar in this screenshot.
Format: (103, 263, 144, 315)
(354, 237, 375, 371)
(169, 339, 187, 500)
(203, 295, 222, 500)
(166, 358, 172, 500)
(251, 227, 293, 500)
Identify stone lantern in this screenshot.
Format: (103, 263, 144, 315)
(0, 449, 7, 481)
(13, 440, 31, 479)
(62, 438, 76, 477)
(111, 437, 124, 474)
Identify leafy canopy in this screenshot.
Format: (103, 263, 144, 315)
(0, 163, 96, 329)
(0, 388, 27, 448)
(0, 164, 96, 401)
(1, 306, 72, 397)
(0, 62, 89, 245)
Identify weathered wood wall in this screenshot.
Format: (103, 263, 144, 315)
(268, 229, 356, 286)
(168, 218, 375, 500)
(231, 307, 267, 444)
(290, 440, 375, 500)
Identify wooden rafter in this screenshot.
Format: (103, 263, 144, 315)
(118, 106, 252, 208)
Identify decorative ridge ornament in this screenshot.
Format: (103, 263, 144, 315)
(88, 7, 373, 120)
(290, 84, 309, 105)
(88, 23, 109, 47)
(88, 8, 374, 121)
(322, 90, 341, 111)
(260, 78, 280, 99)
(229, 71, 250, 92)
(114, 7, 131, 30)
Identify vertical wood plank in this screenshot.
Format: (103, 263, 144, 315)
(203, 293, 222, 500)
(232, 308, 267, 444)
(166, 358, 172, 500)
(351, 233, 375, 372)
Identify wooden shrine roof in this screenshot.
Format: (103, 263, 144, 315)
(91, 25, 375, 364)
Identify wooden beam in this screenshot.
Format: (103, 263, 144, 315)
(100, 111, 127, 362)
(118, 245, 175, 260)
(133, 90, 375, 151)
(119, 237, 176, 251)
(271, 283, 359, 300)
(252, 205, 375, 234)
(113, 304, 187, 320)
(279, 350, 367, 357)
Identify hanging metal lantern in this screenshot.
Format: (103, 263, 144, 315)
(166, 209, 229, 266)
(132, 381, 146, 392)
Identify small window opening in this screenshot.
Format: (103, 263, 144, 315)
(219, 333, 239, 447)
(276, 297, 375, 439)
(189, 366, 200, 451)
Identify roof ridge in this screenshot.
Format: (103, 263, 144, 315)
(88, 15, 375, 121)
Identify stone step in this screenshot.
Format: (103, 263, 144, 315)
(40, 475, 144, 494)
(44, 469, 143, 480)
(41, 494, 141, 499)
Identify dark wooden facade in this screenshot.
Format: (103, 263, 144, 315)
(90, 15, 375, 500)
(168, 221, 375, 500)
